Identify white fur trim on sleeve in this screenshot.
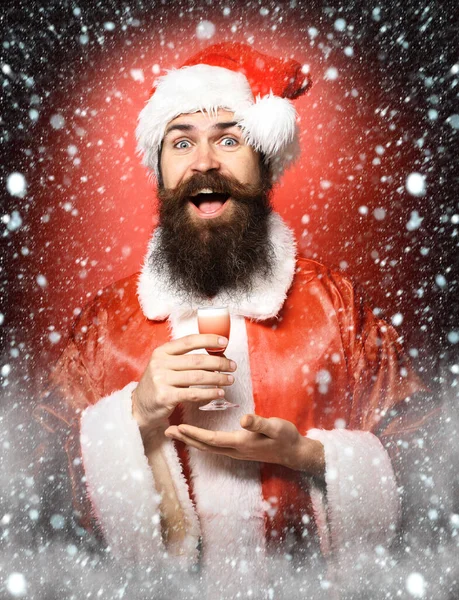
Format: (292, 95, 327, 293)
(306, 429, 401, 558)
(80, 381, 200, 566)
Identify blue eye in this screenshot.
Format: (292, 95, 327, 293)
(175, 140, 191, 149)
(221, 137, 237, 147)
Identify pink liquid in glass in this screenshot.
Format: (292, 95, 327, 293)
(197, 311, 231, 355)
(196, 307, 238, 411)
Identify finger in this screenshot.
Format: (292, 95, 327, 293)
(159, 334, 229, 357)
(164, 354, 237, 373)
(165, 426, 210, 450)
(176, 386, 226, 404)
(165, 427, 240, 457)
(167, 370, 235, 388)
(240, 414, 278, 439)
(176, 424, 240, 448)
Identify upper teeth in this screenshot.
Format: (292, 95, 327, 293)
(191, 188, 214, 196)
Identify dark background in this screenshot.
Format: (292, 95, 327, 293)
(1, 0, 458, 390)
(0, 1, 458, 597)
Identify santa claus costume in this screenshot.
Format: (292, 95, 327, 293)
(36, 44, 431, 598)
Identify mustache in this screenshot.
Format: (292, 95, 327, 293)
(158, 171, 271, 205)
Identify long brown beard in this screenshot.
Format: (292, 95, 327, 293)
(150, 170, 274, 300)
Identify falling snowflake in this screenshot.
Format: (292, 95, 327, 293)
(50, 113, 65, 129)
(406, 210, 423, 231)
(406, 173, 426, 196)
(391, 313, 403, 326)
(6, 573, 27, 597)
(196, 21, 216, 40)
(406, 572, 426, 598)
(324, 67, 339, 80)
(130, 69, 145, 83)
(6, 173, 27, 198)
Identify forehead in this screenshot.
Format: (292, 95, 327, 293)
(165, 108, 237, 132)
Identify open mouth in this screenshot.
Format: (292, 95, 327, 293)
(188, 188, 231, 219)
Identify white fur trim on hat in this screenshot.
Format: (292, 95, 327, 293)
(236, 93, 300, 177)
(136, 64, 299, 180)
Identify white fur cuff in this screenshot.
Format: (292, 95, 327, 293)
(306, 429, 401, 558)
(80, 382, 200, 566)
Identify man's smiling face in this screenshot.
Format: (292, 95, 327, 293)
(151, 108, 274, 300)
(159, 109, 262, 222)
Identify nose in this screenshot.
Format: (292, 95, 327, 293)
(190, 142, 221, 174)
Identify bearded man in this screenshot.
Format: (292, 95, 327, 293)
(36, 43, 435, 597)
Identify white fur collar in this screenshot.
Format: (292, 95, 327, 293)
(137, 212, 297, 321)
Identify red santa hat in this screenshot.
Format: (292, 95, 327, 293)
(136, 42, 312, 180)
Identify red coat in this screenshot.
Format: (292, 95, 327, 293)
(35, 214, 431, 591)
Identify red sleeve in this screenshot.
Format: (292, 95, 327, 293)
(34, 302, 108, 537)
(325, 270, 436, 436)
(324, 269, 442, 535)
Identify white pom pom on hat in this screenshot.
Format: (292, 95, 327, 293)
(136, 42, 312, 180)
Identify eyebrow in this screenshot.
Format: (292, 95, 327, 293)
(164, 120, 239, 138)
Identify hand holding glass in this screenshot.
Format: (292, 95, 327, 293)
(197, 307, 239, 411)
